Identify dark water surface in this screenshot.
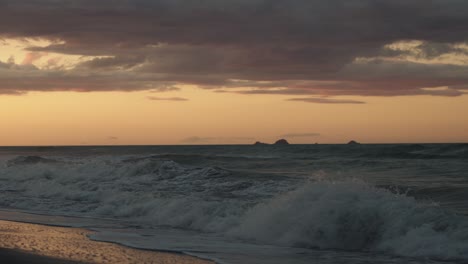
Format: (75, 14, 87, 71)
(0, 144, 467, 263)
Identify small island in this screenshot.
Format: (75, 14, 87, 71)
(347, 140, 361, 145)
(253, 139, 290, 145)
(274, 139, 290, 145)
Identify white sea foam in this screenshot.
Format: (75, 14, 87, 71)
(231, 181, 468, 260)
(0, 155, 467, 261)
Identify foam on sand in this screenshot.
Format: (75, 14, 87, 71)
(0, 220, 213, 264)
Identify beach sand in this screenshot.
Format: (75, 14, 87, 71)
(0, 248, 85, 264)
(0, 220, 213, 264)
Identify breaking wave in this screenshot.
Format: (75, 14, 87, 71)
(1, 155, 467, 261)
(232, 181, 468, 260)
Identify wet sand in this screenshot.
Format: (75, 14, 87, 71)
(0, 248, 85, 263)
(0, 220, 213, 264)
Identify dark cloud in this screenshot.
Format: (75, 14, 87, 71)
(78, 55, 145, 70)
(287, 98, 366, 104)
(230, 88, 319, 95)
(280, 133, 321, 138)
(414, 42, 468, 59)
(147, 85, 181, 93)
(0, 0, 467, 96)
(147, 96, 188, 101)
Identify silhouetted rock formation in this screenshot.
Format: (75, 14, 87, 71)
(274, 139, 290, 145)
(253, 139, 290, 145)
(347, 140, 360, 145)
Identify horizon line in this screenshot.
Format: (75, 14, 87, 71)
(0, 142, 467, 148)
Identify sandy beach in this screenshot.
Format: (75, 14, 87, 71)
(0, 220, 213, 264)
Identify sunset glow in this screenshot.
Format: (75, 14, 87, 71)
(1, 3, 468, 264)
(1, 1, 467, 145)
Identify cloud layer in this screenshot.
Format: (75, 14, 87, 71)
(147, 96, 188, 101)
(0, 0, 467, 97)
(287, 98, 366, 104)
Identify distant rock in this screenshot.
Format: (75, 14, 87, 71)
(253, 139, 290, 145)
(347, 140, 360, 145)
(274, 139, 290, 145)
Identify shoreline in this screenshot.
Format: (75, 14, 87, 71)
(0, 248, 85, 264)
(0, 219, 214, 264)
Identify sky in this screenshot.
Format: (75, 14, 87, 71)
(1, 0, 468, 145)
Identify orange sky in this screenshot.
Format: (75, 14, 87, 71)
(1, 88, 468, 145)
(1, 39, 468, 145)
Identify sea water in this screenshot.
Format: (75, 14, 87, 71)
(0, 144, 467, 263)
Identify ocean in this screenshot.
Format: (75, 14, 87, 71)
(0, 144, 467, 264)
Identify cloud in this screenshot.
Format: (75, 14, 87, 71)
(148, 85, 181, 93)
(287, 98, 366, 104)
(21, 52, 47, 65)
(280, 133, 321, 138)
(0, 1, 467, 97)
(147, 96, 188, 101)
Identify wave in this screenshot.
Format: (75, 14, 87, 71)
(414, 144, 468, 158)
(230, 181, 468, 260)
(1, 155, 467, 261)
(357, 144, 468, 159)
(6, 155, 60, 167)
